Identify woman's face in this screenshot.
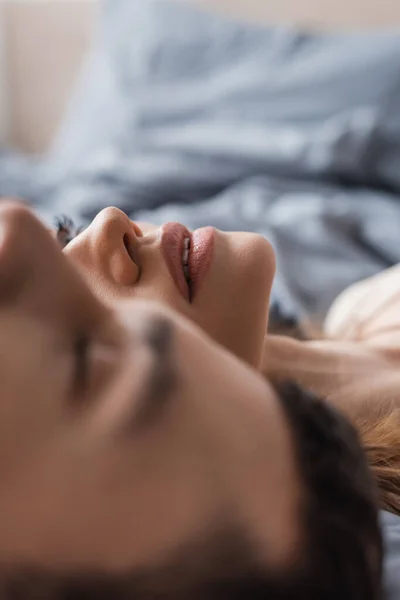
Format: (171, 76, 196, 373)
(0, 202, 299, 573)
(62, 207, 276, 367)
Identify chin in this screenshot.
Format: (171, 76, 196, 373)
(197, 231, 276, 367)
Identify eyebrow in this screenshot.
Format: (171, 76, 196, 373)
(126, 317, 178, 432)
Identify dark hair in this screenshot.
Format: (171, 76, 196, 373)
(0, 384, 382, 599)
(275, 382, 383, 600)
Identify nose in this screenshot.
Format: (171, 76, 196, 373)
(0, 202, 44, 304)
(0, 200, 67, 292)
(65, 207, 143, 286)
(0, 201, 105, 324)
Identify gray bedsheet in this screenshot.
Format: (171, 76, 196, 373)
(383, 511, 400, 600)
(2, 0, 400, 319)
(3, 154, 400, 319)
(3, 162, 400, 320)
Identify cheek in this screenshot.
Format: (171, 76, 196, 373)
(63, 245, 101, 294)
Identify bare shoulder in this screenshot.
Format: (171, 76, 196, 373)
(325, 265, 400, 357)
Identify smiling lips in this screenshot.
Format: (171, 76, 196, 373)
(160, 223, 215, 302)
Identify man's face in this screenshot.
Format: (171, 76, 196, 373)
(0, 202, 300, 573)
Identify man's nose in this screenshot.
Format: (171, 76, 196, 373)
(0, 201, 58, 304)
(0, 201, 104, 326)
(65, 207, 143, 286)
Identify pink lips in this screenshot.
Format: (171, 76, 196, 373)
(160, 222, 215, 302)
(189, 226, 215, 300)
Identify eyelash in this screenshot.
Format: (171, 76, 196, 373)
(54, 215, 83, 248)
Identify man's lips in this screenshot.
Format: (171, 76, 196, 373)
(160, 223, 215, 302)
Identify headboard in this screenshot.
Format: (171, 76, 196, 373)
(3, 0, 400, 153)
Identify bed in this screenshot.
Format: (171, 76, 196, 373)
(1, 2, 400, 595)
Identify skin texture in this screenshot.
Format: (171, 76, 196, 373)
(0, 202, 300, 574)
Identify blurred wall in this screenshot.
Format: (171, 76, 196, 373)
(2, 0, 96, 153)
(2, 0, 400, 154)
(206, 0, 400, 28)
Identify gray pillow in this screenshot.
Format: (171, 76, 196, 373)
(51, 0, 400, 192)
